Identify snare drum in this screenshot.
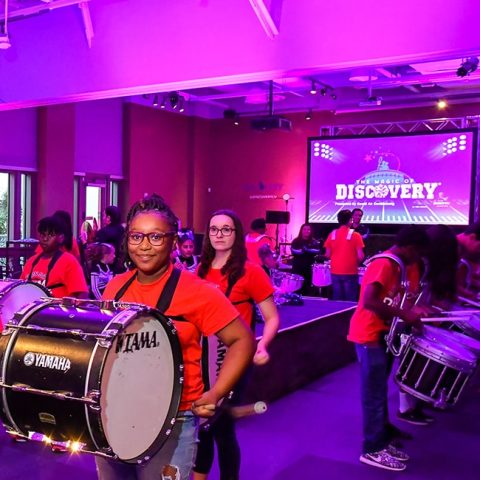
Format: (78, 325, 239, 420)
(395, 332, 477, 408)
(423, 326, 480, 358)
(0, 298, 183, 463)
(0, 279, 49, 328)
(312, 263, 331, 287)
(449, 315, 480, 341)
(271, 270, 304, 293)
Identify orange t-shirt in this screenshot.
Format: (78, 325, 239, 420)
(347, 255, 420, 344)
(21, 252, 88, 298)
(324, 226, 364, 275)
(103, 264, 239, 411)
(202, 261, 274, 327)
(245, 233, 275, 265)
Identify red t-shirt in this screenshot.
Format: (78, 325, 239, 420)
(324, 226, 364, 275)
(202, 261, 274, 327)
(103, 264, 239, 411)
(347, 255, 420, 344)
(21, 252, 88, 298)
(245, 233, 275, 265)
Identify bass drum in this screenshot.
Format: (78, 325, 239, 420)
(0, 298, 183, 464)
(395, 332, 477, 408)
(0, 279, 49, 328)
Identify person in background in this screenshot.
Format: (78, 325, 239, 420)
(456, 222, 480, 299)
(96, 194, 254, 480)
(324, 210, 365, 301)
(21, 216, 89, 299)
(53, 210, 81, 260)
(257, 244, 278, 277)
(85, 242, 116, 300)
(290, 223, 321, 296)
(95, 205, 126, 272)
(78, 220, 97, 279)
(347, 225, 431, 472)
(351, 208, 370, 239)
(245, 218, 275, 265)
(193, 209, 280, 480)
(173, 228, 199, 273)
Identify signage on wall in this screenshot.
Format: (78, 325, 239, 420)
(243, 181, 285, 200)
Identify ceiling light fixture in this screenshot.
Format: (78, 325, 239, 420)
(0, 0, 11, 50)
(160, 97, 166, 109)
(456, 57, 479, 77)
(169, 92, 180, 109)
(178, 97, 185, 113)
(152, 95, 159, 107)
(437, 99, 447, 109)
(310, 81, 317, 95)
(305, 109, 312, 121)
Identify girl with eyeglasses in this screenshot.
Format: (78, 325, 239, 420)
(193, 209, 280, 480)
(96, 195, 255, 480)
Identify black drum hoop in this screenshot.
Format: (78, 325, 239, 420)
(0, 299, 184, 464)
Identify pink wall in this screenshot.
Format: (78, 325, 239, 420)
(195, 103, 480, 237)
(37, 105, 76, 223)
(123, 104, 200, 227)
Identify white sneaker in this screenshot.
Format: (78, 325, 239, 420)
(360, 449, 407, 471)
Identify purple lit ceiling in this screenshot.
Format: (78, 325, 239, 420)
(0, 0, 479, 117)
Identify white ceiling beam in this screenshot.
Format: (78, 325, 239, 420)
(248, 0, 280, 39)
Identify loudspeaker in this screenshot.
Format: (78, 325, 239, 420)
(266, 210, 290, 224)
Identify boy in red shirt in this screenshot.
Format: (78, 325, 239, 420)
(21, 216, 88, 299)
(348, 225, 430, 472)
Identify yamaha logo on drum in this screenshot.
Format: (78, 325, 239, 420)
(23, 352, 71, 372)
(115, 330, 160, 354)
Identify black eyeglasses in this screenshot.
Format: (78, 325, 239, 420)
(208, 226, 236, 237)
(127, 231, 176, 246)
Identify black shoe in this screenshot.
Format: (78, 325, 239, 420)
(397, 409, 430, 426)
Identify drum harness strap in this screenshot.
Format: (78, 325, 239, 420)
(27, 250, 65, 291)
(114, 268, 186, 320)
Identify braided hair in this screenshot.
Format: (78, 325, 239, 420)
(198, 209, 247, 287)
(123, 193, 179, 268)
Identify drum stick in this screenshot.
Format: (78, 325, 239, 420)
(420, 317, 468, 323)
(229, 401, 268, 419)
(457, 296, 480, 308)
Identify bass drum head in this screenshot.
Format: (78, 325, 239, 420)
(0, 280, 49, 327)
(100, 313, 182, 462)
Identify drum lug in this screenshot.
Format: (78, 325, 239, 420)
(87, 390, 101, 411)
(433, 388, 447, 409)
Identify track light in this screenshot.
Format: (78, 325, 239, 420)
(330, 93, 337, 100)
(160, 97, 166, 109)
(320, 88, 327, 96)
(456, 57, 479, 77)
(178, 97, 185, 113)
(305, 109, 312, 121)
(437, 99, 447, 109)
(152, 95, 159, 107)
(169, 92, 180, 109)
(234, 116, 240, 126)
(310, 81, 317, 95)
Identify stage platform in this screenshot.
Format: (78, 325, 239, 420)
(244, 298, 357, 404)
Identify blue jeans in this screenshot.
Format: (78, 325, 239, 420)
(331, 274, 358, 301)
(355, 343, 393, 454)
(96, 412, 198, 480)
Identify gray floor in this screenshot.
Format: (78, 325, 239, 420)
(0, 362, 478, 479)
